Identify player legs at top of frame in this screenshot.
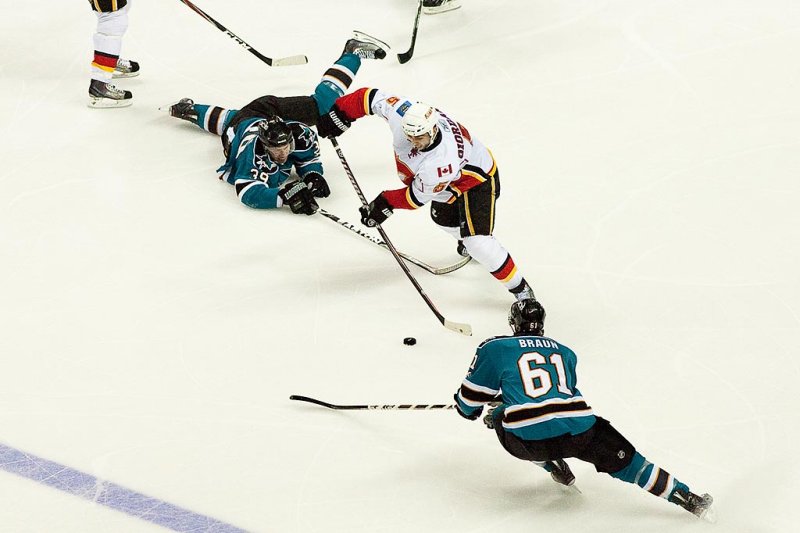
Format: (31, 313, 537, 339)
(164, 32, 389, 214)
(423, 0, 462, 15)
(317, 89, 539, 305)
(454, 300, 715, 521)
(87, 0, 140, 108)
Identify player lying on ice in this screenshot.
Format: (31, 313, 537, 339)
(454, 299, 715, 521)
(316, 89, 541, 304)
(164, 31, 388, 216)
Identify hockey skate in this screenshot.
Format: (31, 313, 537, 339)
(423, 0, 462, 15)
(511, 280, 536, 302)
(88, 79, 132, 108)
(546, 460, 576, 487)
(669, 488, 715, 521)
(161, 98, 198, 124)
(343, 31, 389, 60)
(112, 59, 140, 79)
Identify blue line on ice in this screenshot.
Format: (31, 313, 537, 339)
(0, 443, 247, 532)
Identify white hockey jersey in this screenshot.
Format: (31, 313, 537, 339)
(337, 88, 498, 210)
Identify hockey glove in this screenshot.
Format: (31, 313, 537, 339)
(302, 172, 331, 198)
(360, 194, 393, 227)
(483, 398, 503, 429)
(278, 180, 319, 216)
(453, 393, 482, 421)
(316, 105, 351, 138)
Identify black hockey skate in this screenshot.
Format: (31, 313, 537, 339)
(456, 240, 470, 258)
(163, 98, 198, 124)
(112, 59, 140, 79)
(423, 0, 462, 15)
(547, 459, 576, 487)
(88, 79, 132, 108)
(669, 488, 714, 520)
(343, 31, 389, 60)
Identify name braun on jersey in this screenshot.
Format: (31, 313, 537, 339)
(517, 338, 559, 349)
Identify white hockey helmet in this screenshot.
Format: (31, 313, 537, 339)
(401, 103, 439, 138)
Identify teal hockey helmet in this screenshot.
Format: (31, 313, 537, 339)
(508, 300, 546, 336)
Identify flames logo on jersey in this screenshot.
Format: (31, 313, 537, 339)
(433, 181, 449, 193)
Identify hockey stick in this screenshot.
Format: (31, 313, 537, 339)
(318, 209, 472, 275)
(329, 139, 472, 336)
(397, 0, 423, 64)
(290, 395, 455, 411)
(176, 0, 307, 67)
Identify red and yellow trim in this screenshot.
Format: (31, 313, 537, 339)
(491, 254, 517, 284)
(91, 50, 119, 72)
(384, 186, 423, 210)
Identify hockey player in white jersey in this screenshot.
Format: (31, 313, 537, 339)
(87, 0, 139, 108)
(317, 88, 538, 304)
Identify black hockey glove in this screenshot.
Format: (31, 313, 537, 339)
(453, 393, 482, 421)
(316, 105, 351, 138)
(278, 180, 319, 216)
(360, 194, 393, 227)
(302, 172, 330, 198)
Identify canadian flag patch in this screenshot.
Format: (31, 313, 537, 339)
(437, 164, 453, 177)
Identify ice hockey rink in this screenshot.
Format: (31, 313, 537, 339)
(2, 0, 799, 531)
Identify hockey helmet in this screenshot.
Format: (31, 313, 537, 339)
(508, 300, 546, 336)
(401, 103, 439, 139)
(258, 116, 294, 148)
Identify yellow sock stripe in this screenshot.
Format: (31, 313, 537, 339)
(501, 265, 518, 284)
(112, 0, 118, 11)
(93, 0, 102, 11)
(91, 62, 116, 73)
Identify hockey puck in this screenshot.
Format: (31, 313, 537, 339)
(403, 337, 417, 346)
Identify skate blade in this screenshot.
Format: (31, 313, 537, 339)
(567, 483, 582, 494)
(88, 97, 133, 109)
(699, 507, 717, 523)
(352, 30, 391, 51)
(112, 71, 140, 79)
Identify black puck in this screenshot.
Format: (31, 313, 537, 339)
(403, 337, 417, 346)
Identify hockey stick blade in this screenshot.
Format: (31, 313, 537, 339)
(270, 55, 309, 67)
(444, 318, 472, 336)
(398, 0, 423, 64)
(289, 395, 361, 410)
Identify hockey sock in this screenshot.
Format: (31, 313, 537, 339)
(194, 105, 238, 135)
(610, 452, 689, 501)
(92, 5, 129, 83)
(91, 34, 121, 82)
(461, 235, 525, 291)
(313, 54, 362, 114)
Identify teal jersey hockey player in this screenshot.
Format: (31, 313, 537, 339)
(215, 117, 322, 209)
(164, 31, 389, 214)
(456, 334, 595, 441)
(453, 300, 716, 521)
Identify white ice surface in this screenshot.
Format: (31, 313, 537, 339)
(1, 1, 799, 531)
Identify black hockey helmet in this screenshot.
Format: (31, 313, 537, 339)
(258, 116, 293, 148)
(508, 300, 546, 336)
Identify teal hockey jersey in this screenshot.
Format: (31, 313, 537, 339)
(218, 118, 323, 209)
(455, 335, 596, 440)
